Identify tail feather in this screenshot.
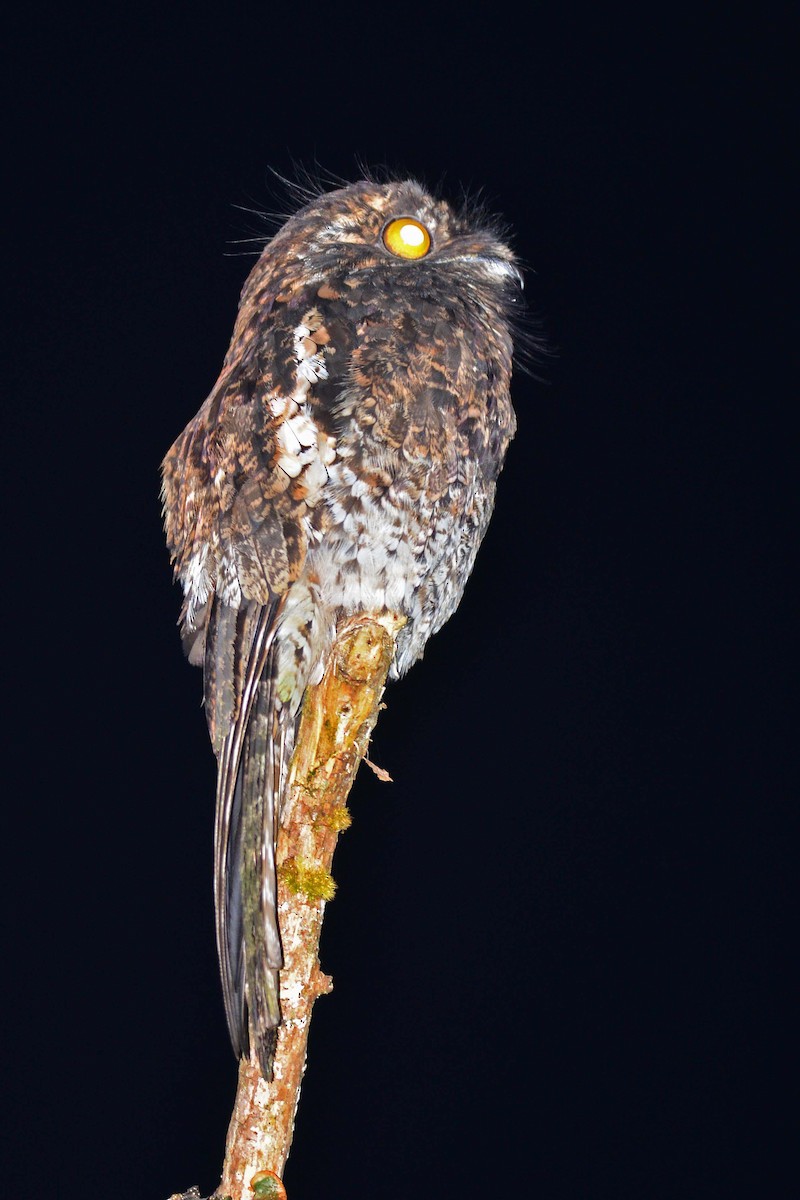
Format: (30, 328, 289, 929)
(211, 582, 325, 1077)
(213, 599, 281, 1063)
(240, 672, 289, 1075)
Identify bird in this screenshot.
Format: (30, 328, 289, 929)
(161, 176, 521, 1077)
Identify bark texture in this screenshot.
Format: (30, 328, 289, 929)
(202, 612, 403, 1200)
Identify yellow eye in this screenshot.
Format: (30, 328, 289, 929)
(382, 217, 432, 259)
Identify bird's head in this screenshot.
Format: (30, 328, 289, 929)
(241, 178, 523, 313)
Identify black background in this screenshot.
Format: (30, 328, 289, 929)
(5, 7, 789, 1199)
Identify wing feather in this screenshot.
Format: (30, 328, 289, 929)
(162, 288, 336, 1074)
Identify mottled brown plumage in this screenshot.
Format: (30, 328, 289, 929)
(162, 178, 520, 1075)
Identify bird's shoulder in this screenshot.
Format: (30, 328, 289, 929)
(161, 293, 339, 619)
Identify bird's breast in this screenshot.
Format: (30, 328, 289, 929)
(305, 450, 493, 675)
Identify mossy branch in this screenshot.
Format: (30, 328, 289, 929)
(168, 613, 403, 1200)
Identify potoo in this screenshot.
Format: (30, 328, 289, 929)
(162, 178, 521, 1075)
